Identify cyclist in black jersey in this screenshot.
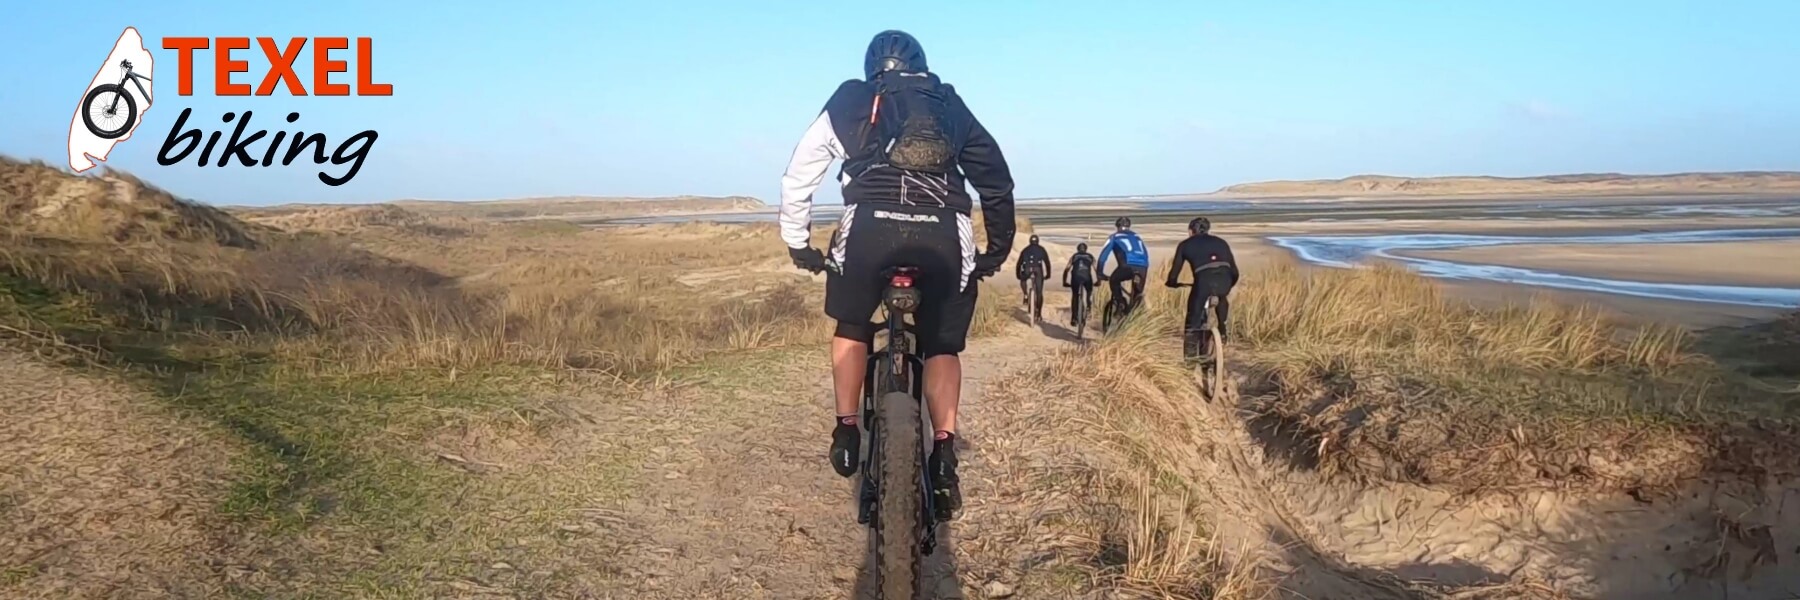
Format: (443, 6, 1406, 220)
(778, 30, 1016, 519)
(1165, 217, 1239, 360)
(1062, 242, 1096, 327)
(1015, 235, 1051, 321)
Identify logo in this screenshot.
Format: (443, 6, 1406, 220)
(874, 209, 941, 223)
(68, 33, 392, 186)
(69, 27, 154, 172)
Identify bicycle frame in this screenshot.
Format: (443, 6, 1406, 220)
(867, 314, 925, 407)
(1103, 272, 1145, 325)
(110, 63, 152, 111)
(1173, 280, 1226, 359)
(859, 267, 938, 555)
(1071, 282, 1092, 315)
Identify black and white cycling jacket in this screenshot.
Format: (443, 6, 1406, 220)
(778, 75, 1017, 262)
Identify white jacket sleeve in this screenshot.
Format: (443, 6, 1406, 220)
(778, 111, 846, 250)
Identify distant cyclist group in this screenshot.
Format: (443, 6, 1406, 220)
(1016, 216, 1240, 352)
(772, 28, 1241, 595)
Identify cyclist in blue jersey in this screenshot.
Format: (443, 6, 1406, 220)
(1095, 217, 1151, 306)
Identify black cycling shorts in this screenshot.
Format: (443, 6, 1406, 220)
(1108, 265, 1146, 290)
(1193, 268, 1235, 299)
(825, 203, 978, 358)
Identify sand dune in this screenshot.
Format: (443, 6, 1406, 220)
(1220, 171, 1800, 198)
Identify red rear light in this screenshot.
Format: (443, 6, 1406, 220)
(892, 275, 914, 288)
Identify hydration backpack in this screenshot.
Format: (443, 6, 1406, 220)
(867, 71, 954, 173)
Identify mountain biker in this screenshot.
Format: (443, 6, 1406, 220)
(1015, 235, 1050, 320)
(1062, 242, 1096, 327)
(778, 30, 1015, 519)
(1165, 217, 1239, 360)
(1095, 217, 1151, 309)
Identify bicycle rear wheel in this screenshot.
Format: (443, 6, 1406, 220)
(1073, 287, 1087, 340)
(872, 390, 924, 599)
(1207, 300, 1226, 398)
(1029, 272, 1045, 325)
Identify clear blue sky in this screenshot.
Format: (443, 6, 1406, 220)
(3, 0, 1798, 206)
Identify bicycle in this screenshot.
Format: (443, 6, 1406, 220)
(1172, 282, 1228, 400)
(1021, 265, 1046, 326)
(854, 265, 945, 599)
(1100, 271, 1146, 335)
(1066, 279, 1094, 341)
(82, 59, 153, 140)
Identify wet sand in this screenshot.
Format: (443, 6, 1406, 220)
(1407, 239, 1800, 289)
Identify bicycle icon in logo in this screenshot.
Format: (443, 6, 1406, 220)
(82, 59, 153, 139)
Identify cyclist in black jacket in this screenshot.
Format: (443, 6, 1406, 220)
(1062, 242, 1096, 327)
(1165, 217, 1239, 360)
(1015, 235, 1051, 321)
(778, 30, 1016, 518)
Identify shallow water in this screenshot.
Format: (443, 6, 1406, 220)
(598, 197, 1800, 227)
(1270, 228, 1800, 308)
(1481, 202, 1800, 219)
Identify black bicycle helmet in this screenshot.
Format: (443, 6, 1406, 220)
(1189, 217, 1211, 234)
(1115, 217, 1132, 230)
(864, 30, 927, 80)
(1029, 234, 1040, 245)
(1077, 242, 1088, 252)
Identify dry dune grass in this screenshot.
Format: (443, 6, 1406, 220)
(989, 259, 1799, 597)
(2, 159, 261, 247)
(979, 322, 1273, 599)
(2, 150, 1026, 391)
(231, 195, 766, 224)
(0, 156, 1031, 594)
(1696, 310, 1800, 379)
(390, 194, 765, 220)
(1, 160, 828, 376)
(986, 254, 1800, 597)
(1102, 258, 1800, 495)
(239, 203, 475, 236)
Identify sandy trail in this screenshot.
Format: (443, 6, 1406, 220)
(0, 351, 242, 598)
(593, 311, 1079, 599)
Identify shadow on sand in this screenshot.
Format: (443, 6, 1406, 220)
(1013, 306, 1087, 344)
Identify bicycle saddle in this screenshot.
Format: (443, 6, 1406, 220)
(881, 267, 922, 313)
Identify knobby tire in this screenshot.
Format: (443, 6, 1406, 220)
(1204, 300, 1226, 400)
(873, 390, 923, 599)
(1028, 271, 1045, 326)
(81, 84, 136, 139)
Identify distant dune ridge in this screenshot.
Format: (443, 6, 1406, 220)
(390, 195, 767, 219)
(233, 195, 767, 222)
(1218, 171, 1800, 197)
